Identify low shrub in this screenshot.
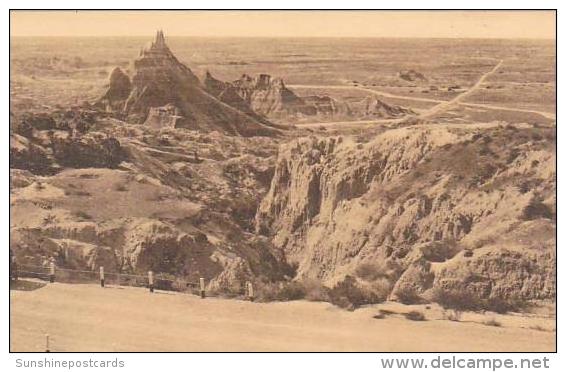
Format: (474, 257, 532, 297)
(431, 288, 482, 312)
(395, 287, 423, 305)
(432, 288, 528, 314)
(207, 285, 245, 299)
(277, 281, 307, 301)
(484, 296, 529, 314)
(378, 309, 396, 316)
(256, 281, 307, 302)
(443, 309, 461, 322)
(328, 275, 387, 310)
(529, 325, 551, 332)
(483, 318, 502, 327)
(520, 199, 553, 221)
(302, 278, 330, 302)
(405, 311, 426, 321)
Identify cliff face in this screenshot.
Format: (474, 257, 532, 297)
(256, 124, 556, 301)
(232, 74, 314, 117)
(99, 31, 278, 137)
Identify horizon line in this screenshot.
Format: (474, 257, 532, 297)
(10, 34, 556, 40)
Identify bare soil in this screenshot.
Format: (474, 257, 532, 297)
(10, 281, 555, 352)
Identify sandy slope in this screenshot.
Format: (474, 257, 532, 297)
(10, 282, 555, 352)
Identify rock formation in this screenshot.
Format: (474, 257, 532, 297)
(99, 31, 279, 137)
(205, 72, 352, 119)
(360, 96, 415, 118)
(10, 110, 123, 173)
(302, 95, 351, 117)
(204, 71, 414, 121)
(10, 133, 52, 175)
(99, 67, 131, 112)
(144, 104, 184, 130)
(9, 104, 287, 290)
(256, 125, 556, 301)
(203, 72, 264, 119)
(231, 74, 314, 117)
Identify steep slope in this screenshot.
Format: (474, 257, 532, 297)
(10, 108, 290, 291)
(256, 124, 556, 301)
(99, 31, 278, 137)
(205, 72, 350, 119)
(202, 72, 267, 120)
(231, 74, 313, 117)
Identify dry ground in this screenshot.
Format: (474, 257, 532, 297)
(10, 281, 555, 352)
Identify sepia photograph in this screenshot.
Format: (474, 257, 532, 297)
(8, 9, 556, 353)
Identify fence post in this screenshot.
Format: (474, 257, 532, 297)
(148, 271, 154, 293)
(99, 266, 105, 287)
(49, 262, 55, 283)
(247, 282, 255, 302)
(45, 334, 50, 352)
(199, 277, 205, 299)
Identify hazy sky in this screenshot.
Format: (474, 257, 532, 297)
(10, 10, 556, 39)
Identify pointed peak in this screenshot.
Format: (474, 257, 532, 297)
(155, 29, 166, 47)
(139, 29, 172, 56)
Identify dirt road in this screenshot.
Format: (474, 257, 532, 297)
(295, 118, 401, 129)
(419, 60, 504, 119)
(288, 84, 445, 104)
(10, 282, 555, 352)
(289, 60, 555, 125)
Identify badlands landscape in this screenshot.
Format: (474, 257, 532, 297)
(10, 31, 556, 351)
